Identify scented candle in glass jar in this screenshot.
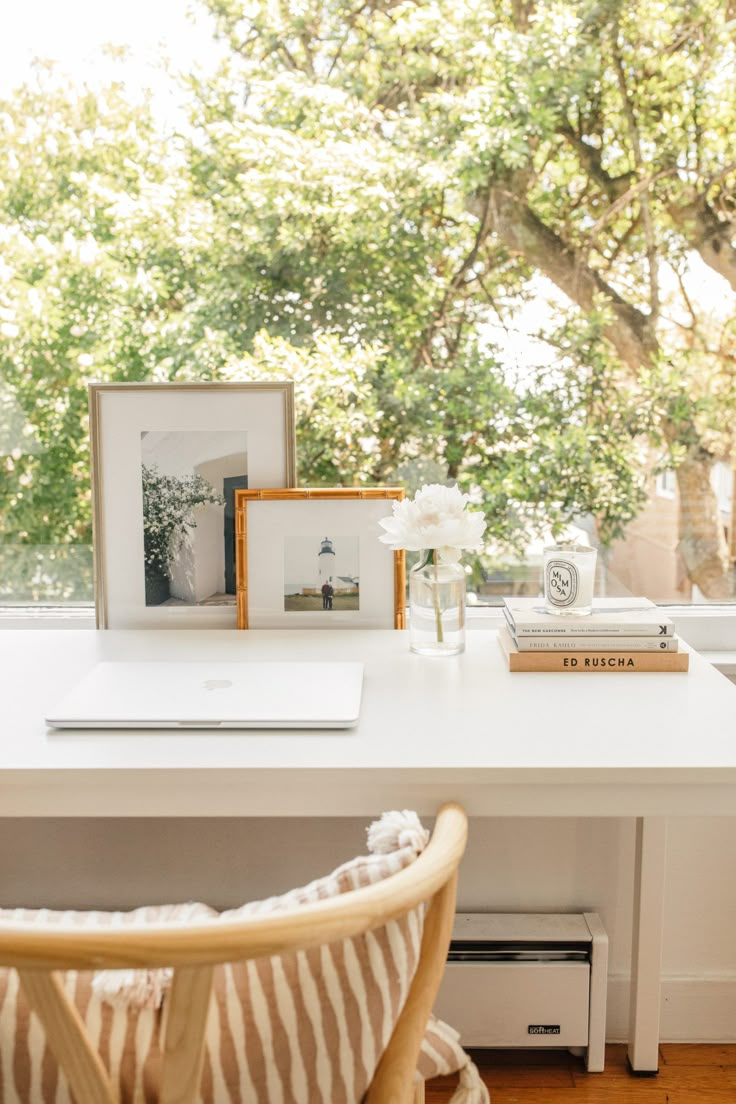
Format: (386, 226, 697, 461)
(543, 544, 597, 615)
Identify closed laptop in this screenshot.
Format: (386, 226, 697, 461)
(46, 661, 364, 730)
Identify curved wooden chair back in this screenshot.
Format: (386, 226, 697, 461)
(0, 803, 468, 1104)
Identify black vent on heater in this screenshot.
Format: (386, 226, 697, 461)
(447, 940, 591, 963)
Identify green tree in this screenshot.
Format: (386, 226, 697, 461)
(0, 67, 195, 549)
(1, 2, 734, 597)
(197, 0, 736, 592)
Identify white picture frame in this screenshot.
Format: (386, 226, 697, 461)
(235, 489, 406, 630)
(89, 382, 296, 628)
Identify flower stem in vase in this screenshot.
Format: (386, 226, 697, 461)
(432, 549, 444, 644)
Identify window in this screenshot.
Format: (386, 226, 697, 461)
(2, 0, 736, 630)
(655, 470, 677, 500)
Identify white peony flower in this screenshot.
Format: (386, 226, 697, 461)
(378, 483, 486, 559)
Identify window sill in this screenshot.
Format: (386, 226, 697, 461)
(698, 652, 736, 676)
(3, 605, 736, 675)
(0, 606, 96, 629)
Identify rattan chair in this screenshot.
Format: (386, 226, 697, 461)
(0, 803, 468, 1104)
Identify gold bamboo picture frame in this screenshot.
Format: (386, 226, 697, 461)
(89, 381, 296, 629)
(235, 488, 406, 629)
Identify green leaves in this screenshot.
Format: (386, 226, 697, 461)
(142, 466, 225, 575)
(2, 0, 735, 596)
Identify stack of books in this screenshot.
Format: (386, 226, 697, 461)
(499, 597, 689, 672)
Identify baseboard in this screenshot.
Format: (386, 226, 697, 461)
(606, 974, 736, 1042)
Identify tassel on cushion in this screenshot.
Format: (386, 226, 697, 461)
(419, 1016, 491, 1103)
(448, 1058, 490, 1104)
(92, 901, 215, 1008)
(366, 809, 429, 855)
(91, 966, 172, 1010)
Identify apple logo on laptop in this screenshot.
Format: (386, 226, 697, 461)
(202, 679, 233, 692)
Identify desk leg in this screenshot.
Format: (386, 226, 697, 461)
(627, 816, 667, 1076)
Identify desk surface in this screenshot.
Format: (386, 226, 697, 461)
(3, 628, 735, 817)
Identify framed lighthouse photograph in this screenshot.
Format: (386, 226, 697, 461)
(234, 488, 405, 629)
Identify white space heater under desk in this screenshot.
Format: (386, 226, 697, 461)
(434, 913, 608, 1072)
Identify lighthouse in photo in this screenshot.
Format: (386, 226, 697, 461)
(282, 534, 360, 612)
(318, 536, 336, 585)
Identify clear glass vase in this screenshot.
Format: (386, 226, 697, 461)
(409, 551, 466, 656)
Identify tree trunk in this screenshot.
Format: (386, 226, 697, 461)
(478, 178, 734, 597)
(676, 452, 734, 599)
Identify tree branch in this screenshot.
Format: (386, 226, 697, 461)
(603, 217, 640, 268)
(589, 169, 674, 238)
(477, 180, 658, 371)
(671, 191, 736, 293)
(510, 0, 537, 32)
(418, 187, 496, 366)
(612, 44, 660, 323)
(556, 123, 635, 201)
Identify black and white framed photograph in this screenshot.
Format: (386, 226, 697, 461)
(140, 430, 248, 609)
(236, 489, 405, 629)
(90, 382, 296, 628)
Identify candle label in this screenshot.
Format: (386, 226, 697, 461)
(545, 559, 578, 608)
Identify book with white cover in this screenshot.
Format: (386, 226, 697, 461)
(510, 633, 679, 652)
(503, 597, 674, 637)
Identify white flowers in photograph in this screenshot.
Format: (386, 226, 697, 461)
(140, 431, 247, 608)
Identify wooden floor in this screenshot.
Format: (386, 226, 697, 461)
(426, 1044, 736, 1102)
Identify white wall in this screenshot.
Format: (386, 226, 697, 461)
(168, 503, 223, 603)
(2, 814, 735, 1041)
(166, 451, 245, 602)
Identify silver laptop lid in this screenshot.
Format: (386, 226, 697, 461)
(46, 661, 364, 730)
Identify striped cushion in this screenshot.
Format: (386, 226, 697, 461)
(212, 815, 427, 1102)
(0, 813, 488, 1103)
(0, 902, 215, 1104)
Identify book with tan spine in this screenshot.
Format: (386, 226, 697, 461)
(497, 627, 689, 672)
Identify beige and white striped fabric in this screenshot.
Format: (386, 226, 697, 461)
(0, 902, 215, 1104)
(0, 812, 488, 1104)
(209, 831, 426, 1103)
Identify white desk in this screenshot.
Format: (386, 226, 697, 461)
(3, 628, 736, 1074)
